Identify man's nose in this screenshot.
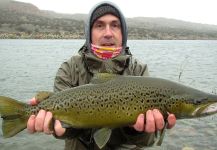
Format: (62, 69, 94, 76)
(104, 25, 113, 38)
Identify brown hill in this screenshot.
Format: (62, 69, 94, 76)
(1, 0, 217, 39)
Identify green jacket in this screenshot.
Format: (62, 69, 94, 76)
(53, 46, 155, 150)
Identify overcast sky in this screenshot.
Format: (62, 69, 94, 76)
(15, 0, 217, 25)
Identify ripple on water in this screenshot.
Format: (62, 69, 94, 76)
(0, 78, 7, 82)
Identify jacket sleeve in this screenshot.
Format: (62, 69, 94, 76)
(54, 56, 80, 92)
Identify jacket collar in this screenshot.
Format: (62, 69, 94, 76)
(78, 45, 132, 74)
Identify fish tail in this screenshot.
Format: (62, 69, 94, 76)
(0, 96, 28, 138)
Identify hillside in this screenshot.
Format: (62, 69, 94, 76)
(1, 0, 217, 39)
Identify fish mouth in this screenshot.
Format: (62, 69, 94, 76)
(201, 102, 217, 115)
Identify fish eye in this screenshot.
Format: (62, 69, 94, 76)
(194, 98, 208, 104)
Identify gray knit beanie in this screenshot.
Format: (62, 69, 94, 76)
(85, 1, 128, 53)
(90, 4, 120, 29)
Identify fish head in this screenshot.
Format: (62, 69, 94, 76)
(166, 94, 217, 119)
(186, 97, 217, 118)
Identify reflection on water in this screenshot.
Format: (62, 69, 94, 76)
(0, 40, 217, 150)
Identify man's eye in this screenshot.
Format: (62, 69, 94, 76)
(95, 24, 103, 28)
(112, 23, 120, 29)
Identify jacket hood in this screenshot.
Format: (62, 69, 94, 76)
(84, 1, 128, 54)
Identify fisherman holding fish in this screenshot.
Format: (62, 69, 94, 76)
(1, 1, 217, 149)
(27, 2, 177, 150)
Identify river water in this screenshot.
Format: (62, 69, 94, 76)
(0, 39, 217, 150)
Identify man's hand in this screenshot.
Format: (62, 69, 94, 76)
(133, 109, 176, 132)
(27, 97, 66, 136)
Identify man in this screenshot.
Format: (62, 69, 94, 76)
(27, 2, 176, 150)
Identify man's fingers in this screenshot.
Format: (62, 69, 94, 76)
(167, 113, 176, 129)
(35, 110, 46, 132)
(28, 97, 38, 106)
(133, 113, 145, 132)
(27, 115, 36, 133)
(145, 110, 155, 133)
(54, 120, 66, 137)
(153, 109, 164, 130)
(43, 111, 54, 134)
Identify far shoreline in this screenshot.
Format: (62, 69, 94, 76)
(1, 32, 217, 40)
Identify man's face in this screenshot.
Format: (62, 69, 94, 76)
(91, 14, 122, 47)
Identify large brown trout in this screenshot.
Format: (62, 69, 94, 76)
(0, 74, 217, 148)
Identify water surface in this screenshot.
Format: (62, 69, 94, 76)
(0, 40, 217, 150)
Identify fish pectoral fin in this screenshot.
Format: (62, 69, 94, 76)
(90, 73, 118, 84)
(35, 91, 54, 102)
(156, 121, 168, 146)
(93, 128, 112, 149)
(60, 121, 72, 128)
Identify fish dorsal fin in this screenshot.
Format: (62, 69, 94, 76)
(90, 73, 118, 84)
(35, 91, 53, 102)
(93, 128, 112, 149)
